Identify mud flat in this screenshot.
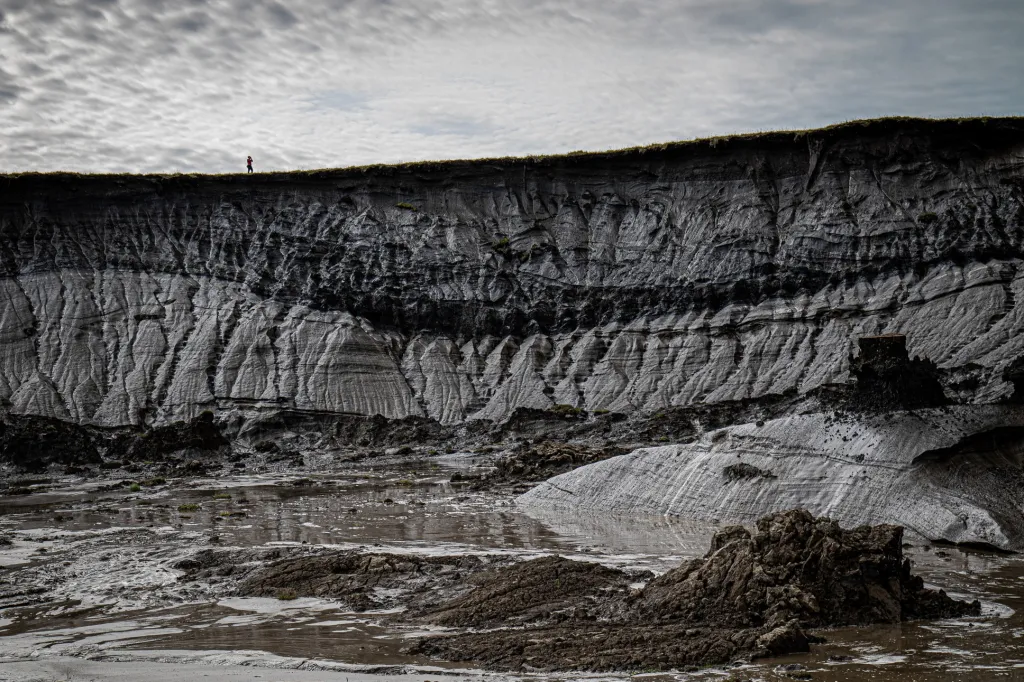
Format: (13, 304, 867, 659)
(11, 509, 975, 673)
(0, 443, 1020, 681)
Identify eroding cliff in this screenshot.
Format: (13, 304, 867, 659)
(2, 117, 1024, 426)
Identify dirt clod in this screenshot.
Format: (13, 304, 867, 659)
(722, 462, 777, 482)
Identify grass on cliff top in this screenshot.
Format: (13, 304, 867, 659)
(3, 115, 1022, 181)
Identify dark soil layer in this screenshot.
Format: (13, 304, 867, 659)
(0, 416, 102, 473)
(237, 551, 506, 612)
(492, 395, 806, 446)
(411, 510, 980, 672)
(235, 411, 456, 450)
(105, 411, 229, 464)
(0, 397, 775, 478)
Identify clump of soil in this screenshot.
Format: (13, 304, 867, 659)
(411, 509, 980, 672)
(635, 509, 978, 628)
(722, 462, 776, 482)
(467, 441, 629, 487)
(494, 394, 808, 447)
(231, 550, 511, 612)
(106, 411, 229, 463)
(1, 411, 229, 475)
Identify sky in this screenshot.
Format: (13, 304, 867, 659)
(1, 0, 1022, 174)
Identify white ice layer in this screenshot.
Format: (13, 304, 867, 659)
(1, 261, 1023, 425)
(518, 405, 1024, 550)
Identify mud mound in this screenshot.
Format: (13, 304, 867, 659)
(236, 551, 507, 611)
(107, 411, 229, 462)
(0, 415, 101, 473)
(173, 546, 307, 582)
(0, 411, 232, 477)
(722, 462, 776, 481)
(637, 509, 979, 628)
(412, 510, 980, 672)
(415, 556, 645, 627)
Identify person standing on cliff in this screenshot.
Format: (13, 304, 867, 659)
(246, 155, 254, 173)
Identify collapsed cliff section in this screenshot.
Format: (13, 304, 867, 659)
(519, 404, 1024, 551)
(2, 117, 1024, 427)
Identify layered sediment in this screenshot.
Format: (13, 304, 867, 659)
(3, 118, 1024, 426)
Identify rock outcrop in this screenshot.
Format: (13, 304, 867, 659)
(2, 117, 1024, 426)
(518, 404, 1024, 550)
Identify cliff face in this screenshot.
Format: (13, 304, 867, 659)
(2, 118, 1024, 426)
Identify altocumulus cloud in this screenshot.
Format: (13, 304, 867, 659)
(0, 0, 1022, 173)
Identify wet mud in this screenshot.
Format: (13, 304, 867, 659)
(456, 441, 630, 491)
(409, 510, 978, 672)
(0, 441, 1020, 681)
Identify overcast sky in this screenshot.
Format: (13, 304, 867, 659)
(1, 0, 1022, 174)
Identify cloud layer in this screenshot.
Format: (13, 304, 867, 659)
(2, 0, 1022, 173)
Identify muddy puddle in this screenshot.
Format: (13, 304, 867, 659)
(2, 457, 1024, 681)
